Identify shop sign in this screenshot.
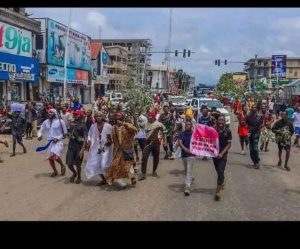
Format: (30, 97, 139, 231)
(0, 52, 39, 82)
(0, 21, 32, 57)
(46, 65, 88, 85)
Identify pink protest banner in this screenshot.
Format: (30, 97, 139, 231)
(190, 124, 219, 158)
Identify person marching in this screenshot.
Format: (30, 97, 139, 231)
(260, 104, 275, 152)
(213, 116, 232, 201)
(158, 103, 175, 160)
(0, 138, 9, 163)
(238, 104, 249, 155)
(66, 110, 88, 184)
(292, 106, 300, 147)
(37, 109, 67, 177)
(106, 112, 138, 188)
(133, 108, 148, 163)
(138, 112, 167, 181)
(272, 111, 294, 171)
(178, 121, 196, 196)
(85, 112, 113, 186)
(84, 109, 94, 131)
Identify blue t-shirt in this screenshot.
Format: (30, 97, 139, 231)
(198, 116, 211, 126)
(285, 107, 294, 120)
(72, 102, 83, 111)
(179, 131, 195, 158)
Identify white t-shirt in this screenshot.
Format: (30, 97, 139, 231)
(135, 114, 148, 139)
(292, 112, 300, 127)
(269, 101, 274, 111)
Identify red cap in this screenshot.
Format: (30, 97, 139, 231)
(148, 112, 156, 119)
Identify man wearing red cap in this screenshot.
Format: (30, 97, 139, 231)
(66, 110, 88, 184)
(138, 111, 167, 181)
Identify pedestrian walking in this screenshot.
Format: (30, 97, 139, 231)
(31, 101, 38, 138)
(66, 110, 88, 184)
(178, 121, 195, 196)
(272, 112, 294, 171)
(84, 109, 94, 131)
(106, 112, 138, 188)
(37, 109, 67, 177)
(138, 112, 167, 181)
(245, 105, 264, 169)
(292, 106, 300, 147)
(237, 104, 249, 155)
(158, 103, 175, 160)
(133, 108, 147, 162)
(61, 107, 72, 134)
(84, 112, 113, 185)
(260, 104, 275, 152)
(213, 116, 232, 201)
(25, 102, 37, 140)
(285, 104, 294, 123)
(0, 138, 9, 163)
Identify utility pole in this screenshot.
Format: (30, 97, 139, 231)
(166, 8, 172, 92)
(63, 8, 72, 104)
(98, 26, 102, 40)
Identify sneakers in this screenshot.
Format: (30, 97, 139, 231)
(152, 172, 158, 177)
(215, 192, 221, 201)
(138, 174, 146, 181)
(284, 165, 291, 171)
(254, 163, 260, 170)
(184, 185, 191, 196)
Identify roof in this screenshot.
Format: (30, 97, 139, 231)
(91, 42, 102, 60)
(286, 79, 300, 87)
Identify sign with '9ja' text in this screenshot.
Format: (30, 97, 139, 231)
(0, 21, 32, 57)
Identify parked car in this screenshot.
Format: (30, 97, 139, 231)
(169, 95, 186, 114)
(188, 98, 231, 125)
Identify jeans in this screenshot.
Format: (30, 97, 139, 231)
(249, 133, 260, 164)
(163, 136, 174, 153)
(141, 140, 160, 175)
(213, 158, 227, 185)
(182, 157, 195, 187)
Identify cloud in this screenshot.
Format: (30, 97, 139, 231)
(272, 17, 300, 31)
(86, 11, 107, 27)
(70, 21, 81, 31)
(199, 45, 210, 54)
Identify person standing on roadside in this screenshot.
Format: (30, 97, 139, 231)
(237, 104, 249, 155)
(292, 106, 300, 147)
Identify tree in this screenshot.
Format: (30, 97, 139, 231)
(217, 73, 247, 98)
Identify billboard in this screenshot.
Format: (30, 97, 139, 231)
(47, 19, 91, 71)
(0, 52, 39, 82)
(0, 21, 32, 57)
(272, 55, 286, 78)
(46, 65, 88, 85)
(233, 74, 247, 84)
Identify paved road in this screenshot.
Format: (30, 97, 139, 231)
(0, 115, 300, 221)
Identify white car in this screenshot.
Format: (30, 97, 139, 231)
(189, 98, 231, 125)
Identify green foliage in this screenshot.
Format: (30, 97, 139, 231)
(217, 73, 247, 98)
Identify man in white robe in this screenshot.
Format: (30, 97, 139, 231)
(85, 111, 113, 185)
(37, 109, 67, 177)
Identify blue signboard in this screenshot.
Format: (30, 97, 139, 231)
(0, 52, 39, 83)
(47, 19, 91, 71)
(272, 55, 286, 78)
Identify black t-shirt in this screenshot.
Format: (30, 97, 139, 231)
(68, 123, 88, 150)
(216, 127, 232, 159)
(198, 116, 212, 126)
(179, 130, 195, 158)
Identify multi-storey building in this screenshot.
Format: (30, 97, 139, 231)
(100, 39, 152, 86)
(0, 8, 41, 102)
(104, 45, 128, 91)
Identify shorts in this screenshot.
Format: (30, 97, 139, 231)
(12, 133, 22, 143)
(295, 127, 300, 136)
(66, 147, 83, 166)
(239, 136, 249, 144)
(49, 154, 59, 161)
(278, 143, 291, 151)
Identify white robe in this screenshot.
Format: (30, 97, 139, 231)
(85, 122, 113, 179)
(37, 118, 67, 159)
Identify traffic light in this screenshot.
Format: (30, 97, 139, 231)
(175, 50, 178, 56)
(224, 59, 227, 65)
(183, 49, 186, 58)
(215, 60, 218, 65)
(218, 59, 220, 66)
(188, 50, 191, 57)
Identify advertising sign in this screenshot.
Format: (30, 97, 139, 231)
(272, 55, 286, 78)
(46, 65, 88, 85)
(190, 124, 219, 158)
(0, 21, 32, 57)
(0, 52, 39, 82)
(233, 74, 247, 84)
(47, 19, 91, 71)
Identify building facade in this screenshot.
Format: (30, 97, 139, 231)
(34, 18, 91, 104)
(244, 57, 300, 87)
(91, 41, 110, 99)
(146, 64, 168, 90)
(100, 39, 152, 86)
(0, 8, 41, 103)
(104, 45, 128, 91)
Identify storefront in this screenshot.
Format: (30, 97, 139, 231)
(0, 52, 39, 103)
(45, 65, 89, 104)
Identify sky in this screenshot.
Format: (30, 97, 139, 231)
(28, 8, 300, 85)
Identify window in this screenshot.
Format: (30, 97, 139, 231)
(36, 34, 43, 50)
(289, 68, 293, 74)
(295, 70, 298, 77)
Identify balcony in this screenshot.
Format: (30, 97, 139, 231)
(0, 8, 41, 33)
